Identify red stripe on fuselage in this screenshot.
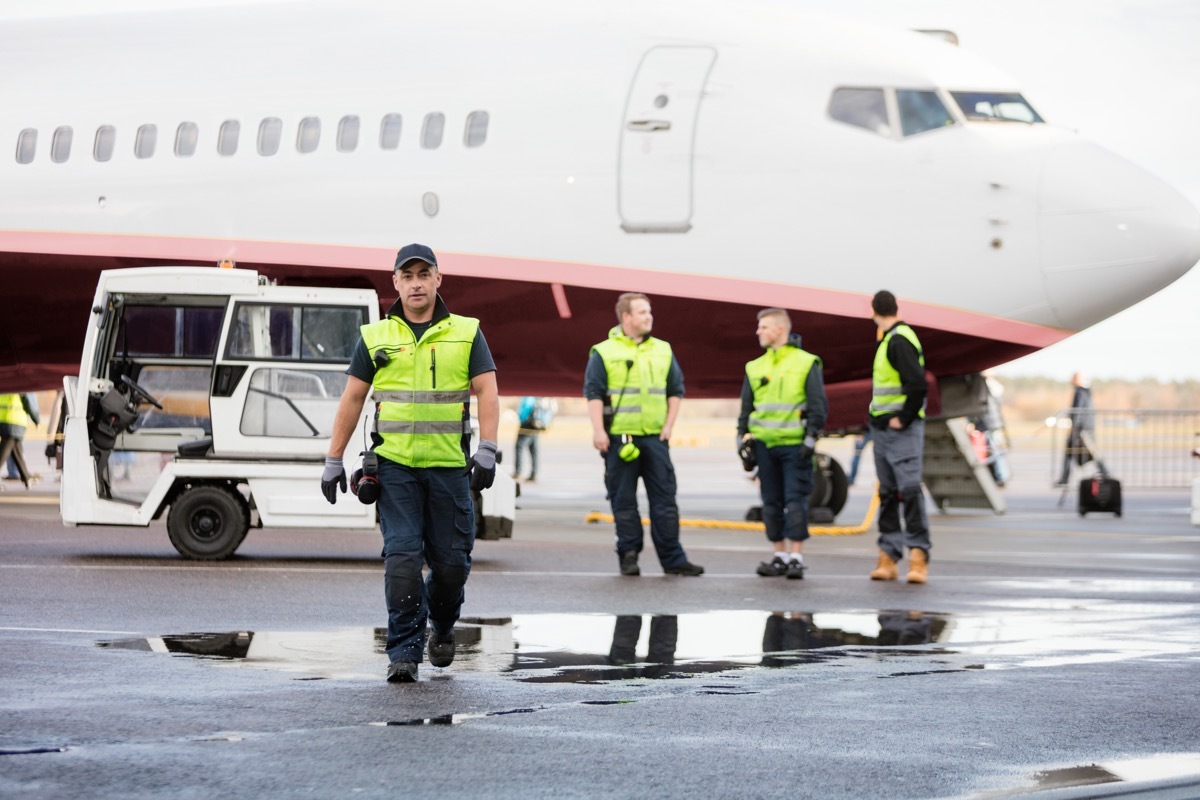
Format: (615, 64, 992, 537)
(0, 230, 1068, 348)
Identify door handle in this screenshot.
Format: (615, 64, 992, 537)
(626, 119, 672, 132)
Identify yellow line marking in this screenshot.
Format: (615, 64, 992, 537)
(585, 489, 879, 536)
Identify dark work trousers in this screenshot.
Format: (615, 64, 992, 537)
(604, 434, 688, 570)
(0, 435, 30, 487)
(513, 431, 539, 479)
(872, 419, 930, 561)
(376, 458, 475, 665)
(753, 441, 812, 543)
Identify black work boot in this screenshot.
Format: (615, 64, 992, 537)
(386, 660, 418, 683)
(428, 629, 456, 668)
(619, 550, 640, 576)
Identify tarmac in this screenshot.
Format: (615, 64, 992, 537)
(1, 428, 1198, 799)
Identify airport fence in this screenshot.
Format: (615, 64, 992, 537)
(1050, 408, 1200, 489)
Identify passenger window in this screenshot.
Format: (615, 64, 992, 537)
(337, 115, 359, 152)
(896, 90, 954, 137)
(829, 88, 890, 136)
(226, 303, 365, 362)
(217, 120, 239, 156)
(421, 112, 445, 149)
(135, 124, 157, 159)
(175, 122, 199, 157)
(51, 126, 73, 163)
(380, 113, 402, 149)
(16, 128, 37, 164)
(94, 126, 116, 162)
(258, 117, 282, 156)
(464, 111, 489, 147)
(297, 117, 321, 154)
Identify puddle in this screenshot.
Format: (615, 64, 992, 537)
(95, 610, 954, 681)
(1033, 764, 1122, 790)
(975, 755, 1200, 797)
(94, 605, 1200, 682)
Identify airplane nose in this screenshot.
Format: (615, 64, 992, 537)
(1039, 141, 1200, 330)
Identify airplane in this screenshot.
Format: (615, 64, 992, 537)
(2, 0, 1198, 432)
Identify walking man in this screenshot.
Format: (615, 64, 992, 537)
(737, 309, 827, 579)
(585, 293, 703, 577)
(866, 290, 931, 584)
(321, 243, 500, 682)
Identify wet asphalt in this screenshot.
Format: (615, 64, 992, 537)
(1, 439, 1198, 799)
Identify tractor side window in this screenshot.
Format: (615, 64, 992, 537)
(239, 368, 349, 437)
(226, 303, 366, 362)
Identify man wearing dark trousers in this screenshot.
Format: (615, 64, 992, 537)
(321, 243, 500, 683)
(737, 308, 827, 580)
(866, 290, 931, 585)
(585, 292, 703, 577)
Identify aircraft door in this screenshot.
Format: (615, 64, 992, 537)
(619, 46, 716, 233)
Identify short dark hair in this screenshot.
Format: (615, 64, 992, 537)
(615, 292, 649, 321)
(872, 290, 898, 317)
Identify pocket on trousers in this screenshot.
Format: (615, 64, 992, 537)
(452, 495, 476, 551)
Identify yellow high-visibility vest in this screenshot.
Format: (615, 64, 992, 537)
(360, 314, 478, 468)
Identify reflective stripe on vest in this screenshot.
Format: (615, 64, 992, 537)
(869, 324, 925, 418)
(591, 328, 674, 435)
(0, 394, 28, 428)
(745, 346, 819, 447)
(361, 314, 479, 468)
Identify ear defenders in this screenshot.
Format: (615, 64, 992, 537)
(618, 434, 640, 462)
(350, 451, 380, 504)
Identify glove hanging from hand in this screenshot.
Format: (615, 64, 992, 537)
(321, 456, 346, 504)
(799, 435, 817, 463)
(465, 440, 498, 492)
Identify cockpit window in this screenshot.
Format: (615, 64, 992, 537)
(950, 91, 1043, 123)
(829, 88, 890, 136)
(896, 90, 954, 136)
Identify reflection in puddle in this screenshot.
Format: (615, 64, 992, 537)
(95, 610, 953, 682)
(1033, 764, 1122, 790)
(94, 604, 1200, 683)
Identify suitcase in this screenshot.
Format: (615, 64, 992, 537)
(1078, 476, 1122, 517)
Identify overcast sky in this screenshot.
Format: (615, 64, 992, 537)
(5, 0, 1198, 381)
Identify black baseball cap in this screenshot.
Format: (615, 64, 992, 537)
(394, 243, 438, 271)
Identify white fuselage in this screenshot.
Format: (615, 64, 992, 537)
(1, 1, 1197, 415)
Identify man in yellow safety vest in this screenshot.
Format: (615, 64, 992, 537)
(585, 293, 703, 577)
(321, 243, 500, 683)
(737, 308, 827, 580)
(866, 290, 931, 584)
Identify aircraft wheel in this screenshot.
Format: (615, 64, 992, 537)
(811, 454, 849, 517)
(167, 484, 249, 560)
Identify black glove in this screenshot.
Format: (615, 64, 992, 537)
(465, 440, 498, 492)
(799, 436, 816, 462)
(737, 436, 757, 472)
(321, 456, 346, 504)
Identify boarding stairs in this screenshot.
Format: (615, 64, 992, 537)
(922, 418, 1006, 514)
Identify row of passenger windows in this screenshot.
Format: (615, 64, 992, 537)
(828, 87, 1042, 138)
(13, 111, 490, 164)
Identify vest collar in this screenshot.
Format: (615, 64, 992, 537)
(385, 294, 452, 328)
(608, 325, 655, 346)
